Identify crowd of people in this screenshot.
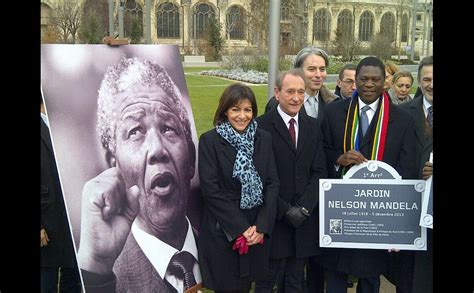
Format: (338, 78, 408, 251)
(41, 46, 433, 293)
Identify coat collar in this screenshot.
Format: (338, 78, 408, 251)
(41, 118, 54, 154)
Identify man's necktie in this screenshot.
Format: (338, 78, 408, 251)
(166, 251, 197, 290)
(360, 105, 371, 137)
(306, 96, 318, 118)
(288, 118, 296, 147)
(427, 106, 433, 128)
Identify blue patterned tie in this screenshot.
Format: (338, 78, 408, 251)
(306, 96, 318, 118)
(360, 105, 371, 137)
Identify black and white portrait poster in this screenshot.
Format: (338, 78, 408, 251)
(41, 44, 203, 292)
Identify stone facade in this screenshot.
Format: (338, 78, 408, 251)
(40, 0, 433, 55)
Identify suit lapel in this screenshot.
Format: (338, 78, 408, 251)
(271, 110, 296, 153)
(296, 115, 307, 157)
(218, 135, 237, 165)
(411, 98, 427, 148)
(41, 118, 54, 154)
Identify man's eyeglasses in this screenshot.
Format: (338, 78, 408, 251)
(341, 79, 355, 85)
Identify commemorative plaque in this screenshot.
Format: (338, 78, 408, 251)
(319, 161, 427, 250)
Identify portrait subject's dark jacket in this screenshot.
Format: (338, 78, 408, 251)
(320, 98, 417, 278)
(41, 118, 77, 269)
(257, 109, 327, 259)
(198, 128, 279, 291)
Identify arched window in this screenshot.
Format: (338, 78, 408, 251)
(226, 5, 245, 40)
(380, 12, 395, 42)
(192, 3, 216, 38)
(401, 13, 409, 42)
(124, 0, 143, 40)
(41, 3, 52, 26)
(337, 9, 353, 37)
(313, 8, 331, 41)
(157, 2, 180, 38)
(359, 11, 374, 41)
(281, 0, 290, 21)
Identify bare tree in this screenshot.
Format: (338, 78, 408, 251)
(332, 27, 361, 62)
(247, 0, 269, 53)
(370, 32, 394, 61)
(49, 0, 83, 43)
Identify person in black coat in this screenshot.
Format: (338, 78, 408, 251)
(386, 56, 433, 293)
(198, 83, 279, 293)
(265, 45, 336, 293)
(320, 57, 417, 293)
(255, 69, 327, 293)
(41, 92, 82, 293)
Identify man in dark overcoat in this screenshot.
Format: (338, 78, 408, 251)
(255, 69, 327, 293)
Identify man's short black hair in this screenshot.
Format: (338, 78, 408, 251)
(356, 56, 386, 79)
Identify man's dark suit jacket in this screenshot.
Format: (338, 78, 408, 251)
(113, 233, 178, 293)
(41, 118, 77, 269)
(264, 85, 336, 123)
(385, 94, 433, 293)
(320, 97, 417, 278)
(198, 128, 279, 290)
(257, 109, 327, 259)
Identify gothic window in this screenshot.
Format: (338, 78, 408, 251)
(281, 0, 290, 21)
(157, 2, 180, 38)
(359, 10, 374, 41)
(192, 3, 216, 38)
(401, 13, 409, 42)
(313, 8, 331, 41)
(337, 9, 353, 37)
(380, 12, 395, 42)
(124, 0, 143, 40)
(226, 5, 245, 40)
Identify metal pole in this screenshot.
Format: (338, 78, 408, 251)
(267, 0, 281, 100)
(108, 0, 114, 36)
(410, 0, 417, 61)
(421, 3, 426, 58)
(146, 0, 152, 43)
(426, 2, 432, 56)
(119, 0, 124, 38)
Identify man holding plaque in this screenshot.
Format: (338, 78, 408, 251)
(320, 56, 417, 293)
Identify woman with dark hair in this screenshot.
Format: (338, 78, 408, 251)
(198, 83, 279, 293)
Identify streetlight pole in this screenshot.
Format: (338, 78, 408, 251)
(426, 1, 432, 56)
(108, 0, 114, 36)
(267, 0, 281, 100)
(146, 0, 151, 43)
(410, 0, 417, 61)
(119, 0, 125, 38)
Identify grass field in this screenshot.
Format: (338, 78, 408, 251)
(184, 67, 418, 138)
(184, 70, 269, 138)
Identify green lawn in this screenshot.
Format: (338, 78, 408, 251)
(184, 68, 418, 139)
(185, 71, 269, 138)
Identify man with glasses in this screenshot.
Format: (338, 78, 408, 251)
(334, 64, 357, 100)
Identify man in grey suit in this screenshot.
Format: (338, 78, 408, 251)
(255, 69, 328, 293)
(77, 57, 201, 293)
(264, 46, 336, 123)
